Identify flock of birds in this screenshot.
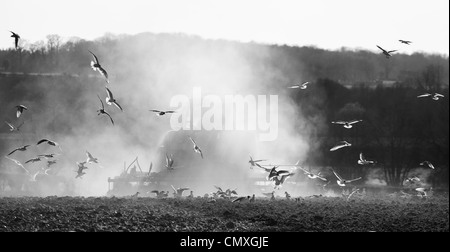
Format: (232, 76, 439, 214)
(3, 31, 208, 186)
(2, 31, 444, 200)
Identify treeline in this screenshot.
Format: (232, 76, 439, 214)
(0, 32, 449, 87)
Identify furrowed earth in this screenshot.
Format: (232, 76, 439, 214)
(0, 194, 448, 232)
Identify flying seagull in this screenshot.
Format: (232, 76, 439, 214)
(248, 155, 266, 169)
(420, 161, 435, 169)
(86, 151, 98, 164)
(165, 153, 175, 170)
(10, 31, 20, 49)
(331, 120, 363, 129)
(149, 110, 176, 116)
(189, 137, 203, 159)
(75, 161, 88, 178)
(332, 169, 362, 187)
(105, 87, 123, 111)
(89, 50, 109, 83)
(298, 167, 327, 181)
(37, 153, 59, 159)
(37, 139, 62, 151)
(417, 93, 445, 101)
(330, 141, 352, 151)
(7, 145, 31, 156)
(97, 94, 114, 125)
(25, 157, 42, 164)
(5, 121, 24, 132)
(272, 172, 295, 189)
(357, 153, 375, 165)
(288, 81, 311, 89)
(376, 45, 397, 58)
(15, 105, 28, 118)
(399, 40, 412, 45)
(267, 166, 290, 181)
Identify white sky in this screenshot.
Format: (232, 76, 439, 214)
(0, 0, 448, 55)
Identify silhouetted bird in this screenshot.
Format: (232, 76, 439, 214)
(37, 139, 62, 151)
(75, 161, 88, 178)
(97, 94, 114, 125)
(89, 50, 109, 83)
(399, 40, 412, 45)
(25, 157, 42, 164)
(10, 31, 20, 49)
(105, 87, 123, 111)
(37, 153, 59, 159)
(8, 145, 31, 156)
(376, 45, 397, 58)
(149, 110, 176, 116)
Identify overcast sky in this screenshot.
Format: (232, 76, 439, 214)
(0, 0, 448, 55)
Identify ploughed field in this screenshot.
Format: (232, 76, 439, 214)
(0, 194, 448, 232)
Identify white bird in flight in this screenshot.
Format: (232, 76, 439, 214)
(420, 161, 435, 169)
(248, 155, 266, 169)
(299, 167, 327, 181)
(105, 87, 123, 111)
(15, 105, 28, 118)
(331, 120, 363, 129)
(89, 50, 109, 83)
(330, 141, 352, 151)
(189, 137, 203, 159)
(86, 151, 98, 164)
(417, 93, 445, 101)
(5, 121, 24, 132)
(358, 153, 375, 165)
(288, 81, 310, 89)
(332, 169, 362, 187)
